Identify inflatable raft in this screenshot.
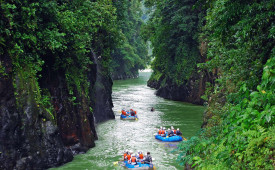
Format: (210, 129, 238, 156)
(120, 114, 138, 120)
(155, 134, 183, 142)
(123, 161, 154, 169)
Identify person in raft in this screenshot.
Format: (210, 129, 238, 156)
(125, 151, 132, 163)
(144, 152, 153, 164)
(161, 127, 166, 137)
(167, 128, 174, 137)
(131, 154, 138, 165)
(123, 151, 128, 160)
(171, 126, 176, 135)
(130, 109, 137, 116)
(138, 151, 144, 161)
(121, 109, 129, 116)
(158, 126, 162, 135)
(176, 128, 182, 136)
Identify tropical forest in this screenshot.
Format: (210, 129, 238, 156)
(0, 0, 274, 169)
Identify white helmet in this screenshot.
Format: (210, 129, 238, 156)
(177, 128, 179, 130)
(171, 126, 174, 129)
(163, 127, 166, 130)
(160, 126, 162, 129)
(168, 128, 170, 130)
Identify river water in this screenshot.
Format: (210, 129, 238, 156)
(53, 72, 204, 170)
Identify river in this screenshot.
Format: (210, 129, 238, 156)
(53, 72, 204, 170)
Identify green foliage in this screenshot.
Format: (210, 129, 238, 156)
(201, 0, 275, 92)
(179, 58, 275, 168)
(0, 0, 121, 121)
(0, 61, 7, 78)
(111, 0, 149, 78)
(177, 0, 275, 168)
(144, 0, 202, 86)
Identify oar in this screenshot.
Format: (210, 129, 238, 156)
(180, 135, 187, 141)
(113, 160, 124, 165)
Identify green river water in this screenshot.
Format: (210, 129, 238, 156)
(53, 72, 205, 170)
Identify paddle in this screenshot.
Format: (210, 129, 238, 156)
(113, 160, 124, 165)
(180, 135, 187, 141)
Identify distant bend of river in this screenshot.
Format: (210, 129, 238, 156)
(52, 72, 205, 170)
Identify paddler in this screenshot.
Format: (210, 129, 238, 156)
(131, 154, 137, 165)
(144, 152, 152, 164)
(138, 151, 144, 160)
(158, 126, 162, 135)
(123, 151, 128, 160)
(176, 128, 182, 136)
(125, 151, 132, 163)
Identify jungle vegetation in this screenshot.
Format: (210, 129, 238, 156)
(144, 0, 275, 169)
(111, 0, 150, 79)
(0, 0, 148, 120)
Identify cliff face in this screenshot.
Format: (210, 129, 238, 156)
(148, 70, 209, 105)
(0, 55, 73, 169)
(0, 51, 115, 169)
(38, 54, 97, 150)
(90, 54, 115, 123)
(148, 51, 216, 105)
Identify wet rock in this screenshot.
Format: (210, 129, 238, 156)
(90, 51, 115, 123)
(0, 55, 73, 170)
(70, 143, 89, 155)
(148, 69, 215, 105)
(1, 45, 115, 169)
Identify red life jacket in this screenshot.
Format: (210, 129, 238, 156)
(173, 130, 176, 134)
(158, 130, 161, 134)
(122, 111, 126, 115)
(139, 154, 144, 159)
(127, 154, 131, 160)
(161, 130, 165, 134)
(131, 156, 136, 162)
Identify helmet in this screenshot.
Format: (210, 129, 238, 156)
(168, 128, 170, 130)
(177, 128, 179, 130)
(171, 126, 174, 129)
(163, 127, 166, 130)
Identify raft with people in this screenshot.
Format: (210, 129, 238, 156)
(118, 151, 155, 169)
(155, 126, 186, 142)
(121, 109, 138, 120)
(155, 134, 183, 142)
(123, 161, 154, 169)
